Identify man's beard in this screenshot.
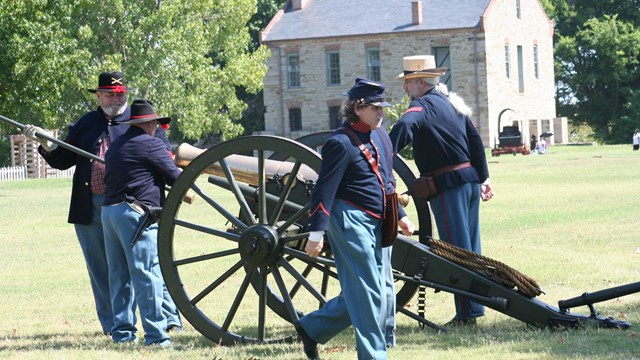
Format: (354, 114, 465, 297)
(101, 103, 128, 118)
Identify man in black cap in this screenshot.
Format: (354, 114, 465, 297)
(101, 99, 180, 347)
(22, 72, 181, 335)
(296, 78, 413, 360)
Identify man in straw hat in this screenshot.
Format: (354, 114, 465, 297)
(389, 55, 493, 327)
(101, 99, 180, 347)
(22, 72, 180, 335)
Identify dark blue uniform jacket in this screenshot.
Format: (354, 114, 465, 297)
(39, 107, 171, 224)
(103, 126, 180, 208)
(389, 88, 489, 192)
(308, 124, 407, 232)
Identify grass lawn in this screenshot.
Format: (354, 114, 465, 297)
(0, 143, 639, 359)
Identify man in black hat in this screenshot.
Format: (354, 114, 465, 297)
(101, 99, 179, 347)
(22, 72, 181, 335)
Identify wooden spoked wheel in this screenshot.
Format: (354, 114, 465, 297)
(158, 135, 338, 344)
(158, 134, 434, 345)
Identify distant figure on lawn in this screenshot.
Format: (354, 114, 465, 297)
(537, 137, 547, 155)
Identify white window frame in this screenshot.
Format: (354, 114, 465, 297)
(287, 54, 300, 88)
(366, 48, 381, 81)
(326, 51, 341, 86)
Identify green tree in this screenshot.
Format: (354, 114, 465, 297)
(238, 0, 286, 136)
(0, 0, 269, 164)
(555, 16, 640, 141)
(548, 0, 640, 144)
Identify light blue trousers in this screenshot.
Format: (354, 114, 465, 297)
(74, 193, 113, 334)
(382, 246, 396, 347)
(101, 202, 179, 345)
(299, 200, 388, 360)
(430, 182, 485, 320)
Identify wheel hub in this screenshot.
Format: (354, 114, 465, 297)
(238, 224, 282, 267)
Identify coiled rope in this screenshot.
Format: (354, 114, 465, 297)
(426, 237, 543, 298)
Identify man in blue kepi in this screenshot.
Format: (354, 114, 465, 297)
(295, 78, 414, 360)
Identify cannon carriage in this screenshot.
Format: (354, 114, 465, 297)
(1, 114, 637, 347)
(157, 133, 638, 345)
(491, 108, 531, 156)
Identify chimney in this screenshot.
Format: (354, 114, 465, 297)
(412, 1, 423, 25)
(292, 0, 307, 11)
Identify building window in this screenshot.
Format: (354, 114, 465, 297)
(366, 48, 381, 81)
(287, 54, 300, 88)
(517, 45, 524, 92)
(504, 45, 511, 79)
(433, 46, 451, 88)
(516, 0, 521, 19)
(289, 108, 302, 131)
(326, 51, 340, 86)
(329, 106, 341, 129)
(533, 44, 539, 79)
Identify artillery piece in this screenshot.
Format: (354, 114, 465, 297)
(158, 133, 640, 345)
(1, 114, 636, 346)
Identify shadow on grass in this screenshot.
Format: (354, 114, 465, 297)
(395, 313, 640, 359)
(0, 326, 301, 358)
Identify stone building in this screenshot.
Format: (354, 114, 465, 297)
(259, 0, 568, 148)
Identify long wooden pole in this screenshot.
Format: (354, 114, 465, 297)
(0, 114, 104, 163)
(0, 113, 195, 203)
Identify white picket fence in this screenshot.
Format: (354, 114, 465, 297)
(0, 166, 28, 181)
(0, 165, 75, 181)
(47, 167, 76, 179)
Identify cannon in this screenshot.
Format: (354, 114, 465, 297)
(491, 108, 531, 156)
(157, 133, 638, 345)
(2, 115, 636, 345)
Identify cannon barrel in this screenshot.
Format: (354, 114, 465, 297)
(175, 142, 410, 207)
(175, 143, 318, 185)
(208, 174, 305, 214)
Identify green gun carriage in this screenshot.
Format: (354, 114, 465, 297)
(159, 132, 638, 345)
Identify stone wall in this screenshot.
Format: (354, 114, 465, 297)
(261, 0, 562, 148)
(482, 0, 557, 146)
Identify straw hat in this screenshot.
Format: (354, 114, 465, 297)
(397, 55, 447, 80)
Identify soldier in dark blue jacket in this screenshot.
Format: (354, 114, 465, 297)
(294, 78, 414, 360)
(101, 99, 180, 347)
(389, 55, 494, 327)
(22, 72, 180, 335)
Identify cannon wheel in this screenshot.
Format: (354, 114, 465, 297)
(159, 134, 432, 345)
(275, 131, 433, 315)
(160, 135, 347, 345)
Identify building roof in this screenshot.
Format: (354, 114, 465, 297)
(261, 0, 492, 43)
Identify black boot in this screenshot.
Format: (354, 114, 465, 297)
(294, 321, 319, 359)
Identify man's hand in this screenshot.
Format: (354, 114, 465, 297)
(23, 125, 58, 152)
(305, 231, 324, 258)
(481, 183, 494, 202)
(399, 216, 415, 236)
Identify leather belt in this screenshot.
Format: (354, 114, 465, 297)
(427, 161, 472, 177)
